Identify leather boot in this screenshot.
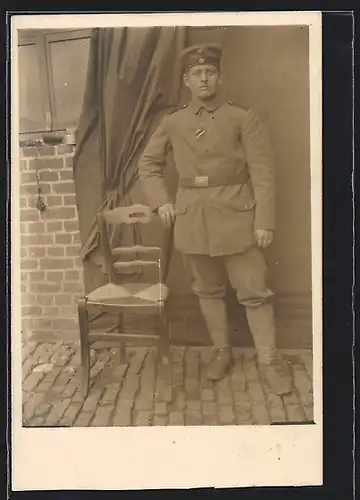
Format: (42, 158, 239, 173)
(206, 347, 232, 381)
(198, 298, 232, 380)
(198, 297, 230, 347)
(259, 357, 292, 395)
(246, 303, 292, 395)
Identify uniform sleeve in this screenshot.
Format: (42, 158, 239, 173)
(137, 116, 173, 212)
(242, 109, 276, 231)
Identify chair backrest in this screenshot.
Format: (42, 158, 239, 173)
(97, 204, 173, 285)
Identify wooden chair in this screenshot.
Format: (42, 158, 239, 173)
(77, 204, 174, 399)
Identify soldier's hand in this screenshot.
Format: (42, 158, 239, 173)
(158, 203, 175, 228)
(254, 229, 274, 249)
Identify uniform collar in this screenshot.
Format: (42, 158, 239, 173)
(188, 95, 223, 114)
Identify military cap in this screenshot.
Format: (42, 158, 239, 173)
(180, 43, 222, 71)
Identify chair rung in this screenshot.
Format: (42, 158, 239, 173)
(112, 245, 160, 255)
(115, 333, 160, 339)
(105, 325, 119, 333)
(89, 332, 160, 340)
(114, 260, 159, 268)
(87, 311, 107, 324)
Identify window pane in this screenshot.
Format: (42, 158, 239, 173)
(49, 37, 90, 130)
(18, 44, 47, 133)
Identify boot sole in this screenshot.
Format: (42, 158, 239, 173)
(205, 362, 232, 381)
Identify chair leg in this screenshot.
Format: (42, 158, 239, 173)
(117, 313, 126, 364)
(158, 304, 172, 403)
(78, 298, 90, 398)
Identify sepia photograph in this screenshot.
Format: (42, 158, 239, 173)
(11, 12, 322, 490)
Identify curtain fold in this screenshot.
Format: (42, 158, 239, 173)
(73, 26, 187, 292)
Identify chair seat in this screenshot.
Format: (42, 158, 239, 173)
(87, 282, 169, 306)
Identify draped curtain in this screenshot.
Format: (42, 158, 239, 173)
(73, 26, 187, 292)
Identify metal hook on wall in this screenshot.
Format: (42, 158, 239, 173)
(20, 129, 69, 214)
(34, 141, 47, 213)
(19, 138, 47, 213)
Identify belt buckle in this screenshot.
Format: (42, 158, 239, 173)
(194, 176, 209, 187)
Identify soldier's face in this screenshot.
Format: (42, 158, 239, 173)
(184, 64, 221, 100)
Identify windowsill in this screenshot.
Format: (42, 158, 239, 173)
(19, 129, 77, 148)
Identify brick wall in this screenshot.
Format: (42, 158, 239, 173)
(20, 144, 85, 342)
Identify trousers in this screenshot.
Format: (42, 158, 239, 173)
(183, 247, 277, 363)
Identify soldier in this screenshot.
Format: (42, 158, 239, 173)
(138, 43, 291, 395)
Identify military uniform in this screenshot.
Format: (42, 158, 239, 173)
(138, 44, 291, 394)
(139, 98, 275, 257)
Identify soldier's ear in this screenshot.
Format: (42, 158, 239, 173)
(183, 73, 190, 88)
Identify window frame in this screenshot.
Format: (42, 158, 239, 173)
(18, 28, 92, 143)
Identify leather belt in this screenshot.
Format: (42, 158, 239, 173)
(178, 172, 249, 188)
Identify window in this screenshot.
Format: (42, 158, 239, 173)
(18, 36, 48, 134)
(18, 29, 92, 136)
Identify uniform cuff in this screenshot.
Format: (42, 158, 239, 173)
(254, 208, 276, 231)
(140, 178, 172, 212)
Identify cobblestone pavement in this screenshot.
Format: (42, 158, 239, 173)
(22, 341, 314, 427)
